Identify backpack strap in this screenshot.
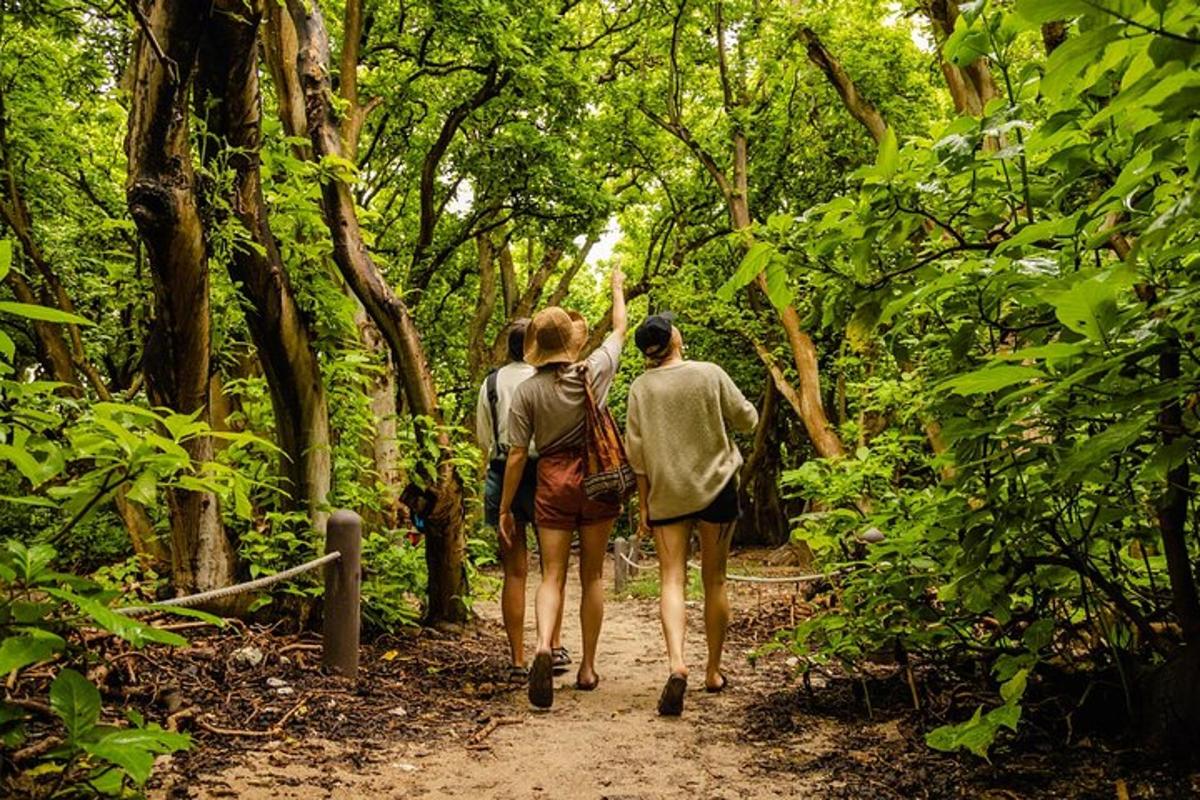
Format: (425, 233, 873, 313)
(486, 368, 502, 459)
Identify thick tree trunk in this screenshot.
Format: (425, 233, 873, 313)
(261, 4, 400, 514)
(125, 0, 237, 595)
(288, 0, 469, 623)
(196, 0, 332, 534)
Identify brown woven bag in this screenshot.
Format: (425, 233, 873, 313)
(581, 370, 636, 501)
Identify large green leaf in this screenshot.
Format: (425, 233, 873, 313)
(50, 668, 101, 743)
(1056, 418, 1147, 485)
(0, 239, 11, 281)
(1048, 279, 1120, 343)
(0, 301, 93, 326)
(45, 589, 187, 648)
(716, 241, 773, 302)
(84, 727, 190, 784)
(940, 365, 1044, 396)
(1013, 0, 1089, 24)
(0, 630, 66, 674)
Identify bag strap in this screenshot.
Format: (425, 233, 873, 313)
(486, 368, 501, 458)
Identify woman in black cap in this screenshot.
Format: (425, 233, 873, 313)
(625, 313, 758, 716)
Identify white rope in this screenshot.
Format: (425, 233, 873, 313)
(617, 550, 828, 584)
(119, 551, 342, 616)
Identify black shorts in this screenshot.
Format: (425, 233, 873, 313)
(483, 459, 538, 528)
(650, 477, 740, 527)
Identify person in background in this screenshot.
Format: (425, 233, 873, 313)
(500, 268, 628, 709)
(625, 312, 758, 716)
(476, 319, 568, 683)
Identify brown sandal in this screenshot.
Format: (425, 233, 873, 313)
(657, 672, 687, 716)
(528, 651, 554, 709)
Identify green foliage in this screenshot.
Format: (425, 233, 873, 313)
(0, 540, 192, 796)
(771, 0, 1200, 757)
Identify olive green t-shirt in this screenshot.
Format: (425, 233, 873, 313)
(506, 333, 624, 455)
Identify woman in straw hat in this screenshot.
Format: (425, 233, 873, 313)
(498, 268, 627, 709)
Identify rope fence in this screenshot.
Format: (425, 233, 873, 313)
(613, 543, 830, 589)
(120, 551, 342, 616)
(117, 509, 364, 681)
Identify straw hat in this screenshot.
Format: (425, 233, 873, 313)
(524, 306, 588, 367)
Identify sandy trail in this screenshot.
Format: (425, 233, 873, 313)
(175, 560, 828, 799)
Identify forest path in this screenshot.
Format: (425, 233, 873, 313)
(183, 558, 835, 799)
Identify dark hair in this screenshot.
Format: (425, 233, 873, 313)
(507, 318, 531, 362)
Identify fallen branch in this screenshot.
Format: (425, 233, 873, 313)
(466, 715, 523, 746)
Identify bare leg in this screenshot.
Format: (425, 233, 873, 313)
(655, 521, 692, 677)
(577, 518, 616, 685)
(498, 523, 529, 667)
(535, 528, 572, 655)
(698, 520, 732, 689)
(536, 531, 565, 651)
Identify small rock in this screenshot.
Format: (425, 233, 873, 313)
(266, 677, 288, 688)
(391, 763, 419, 772)
(388, 706, 408, 717)
(279, 656, 291, 666)
(231, 646, 265, 669)
(274, 686, 295, 696)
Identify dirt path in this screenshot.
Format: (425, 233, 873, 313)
(178, 561, 832, 799)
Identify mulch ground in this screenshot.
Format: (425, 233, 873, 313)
(723, 590, 1199, 800)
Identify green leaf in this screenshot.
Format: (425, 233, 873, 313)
(717, 241, 773, 302)
(999, 669, 1029, 704)
(0, 630, 66, 674)
(126, 470, 157, 506)
(0, 240, 11, 280)
(50, 668, 101, 743)
(1047, 278, 1120, 342)
(0, 301, 93, 326)
(940, 365, 1044, 396)
(1056, 418, 1146, 485)
(84, 727, 190, 784)
(1013, 0, 1088, 25)
(45, 589, 187, 648)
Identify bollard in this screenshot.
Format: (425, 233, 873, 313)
(613, 537, 629, 593)
(323, 509, 362, 680)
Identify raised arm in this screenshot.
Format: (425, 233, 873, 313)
(610, 268, 627, 339)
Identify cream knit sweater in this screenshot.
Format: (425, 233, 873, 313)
(625, 360, 759, 521)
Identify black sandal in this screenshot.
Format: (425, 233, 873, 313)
(575, 672, 600, 691)
(705, 673, 729, 693)
(528, 651, 554, 709)
(552, 646, 572, 674)
(657, 672, 687, 716)
(507, 665, 529, 684)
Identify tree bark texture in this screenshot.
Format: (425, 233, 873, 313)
(125, 0, 236, 594)
(196, 0, 332, 534)
(287, 0, 469, 623)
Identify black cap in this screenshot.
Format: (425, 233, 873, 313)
(635, 312, 676, 357)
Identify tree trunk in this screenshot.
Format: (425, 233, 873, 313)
(800, 28, 887, 144)
(736, 380, 790, 547)
(1157, 338, 1200, 642)
(727, 134, 845, 460)
(287, 0, 469, 624)
(125, 0, 237, 595)
(196, 0, 332, 534)
(468, 232, 500, 385)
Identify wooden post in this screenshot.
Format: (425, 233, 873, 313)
(323, 509, 362, 680)
(614, 537, 629, 593)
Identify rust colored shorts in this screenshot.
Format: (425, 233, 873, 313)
(535, 450, 621, 530)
